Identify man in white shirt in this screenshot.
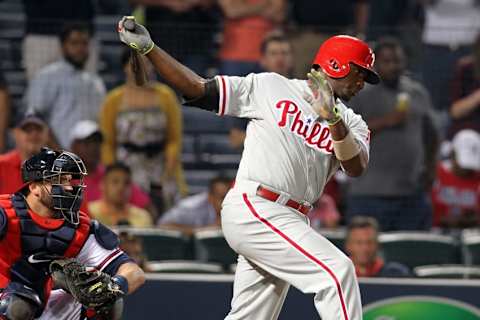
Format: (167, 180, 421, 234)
(26, 24, 106, 149)
(158, 176, 232, 235)
(118, 16, 378, 320)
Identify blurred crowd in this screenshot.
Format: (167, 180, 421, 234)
(0, 0, 480, 277)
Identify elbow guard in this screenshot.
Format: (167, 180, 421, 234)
(183, 78, 219, 112)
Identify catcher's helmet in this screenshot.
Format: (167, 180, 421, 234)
(312, 35, 380, 84)
(22, 147, 87, 225)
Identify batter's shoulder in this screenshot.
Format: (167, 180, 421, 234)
(254, 72, 289, 82)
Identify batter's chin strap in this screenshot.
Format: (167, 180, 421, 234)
(182, 78, 219, 113)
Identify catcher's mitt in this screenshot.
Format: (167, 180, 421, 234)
(49, 259, 124, 315)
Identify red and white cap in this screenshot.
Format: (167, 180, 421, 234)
(312, 35, 380, 84)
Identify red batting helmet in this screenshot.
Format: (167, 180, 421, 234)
(312, 35, 380, 84)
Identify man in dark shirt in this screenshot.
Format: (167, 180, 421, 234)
(134, 0, 220, 77)
(289, 0, 369, 78)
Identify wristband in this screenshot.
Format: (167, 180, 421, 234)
(112, 275, 129, 295)
(327, 106, 342, 126)
(332, 131, 361, 161)
(142, 41, 155, 55)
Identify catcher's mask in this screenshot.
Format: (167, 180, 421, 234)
(22, 147, 87, 225)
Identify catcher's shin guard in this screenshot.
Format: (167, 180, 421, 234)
(0, 285, 41, 320)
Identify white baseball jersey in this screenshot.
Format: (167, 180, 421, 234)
(217, 72, 369, 320)
(215, 72, 369, 204)
(39, 235, 128, 320)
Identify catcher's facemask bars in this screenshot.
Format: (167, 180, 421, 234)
(43, 151, 87, 225)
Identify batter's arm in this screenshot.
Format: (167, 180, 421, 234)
(329, 120, 368, 177)
(118, 17, 213, 102)
(146, 46, 206, 100)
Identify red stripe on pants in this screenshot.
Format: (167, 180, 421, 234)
(242, 193, 349, 320)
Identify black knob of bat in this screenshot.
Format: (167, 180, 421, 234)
(123, 19, 136, 32)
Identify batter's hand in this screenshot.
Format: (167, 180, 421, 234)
(117, 16, 154, 55)
(306, 69, 340, 124)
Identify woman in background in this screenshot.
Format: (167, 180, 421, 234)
(100, 49, 188, 214)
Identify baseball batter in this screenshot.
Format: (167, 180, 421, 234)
(118, 16, 379, 320)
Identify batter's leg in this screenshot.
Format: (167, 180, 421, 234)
(225, 255, 290, 320)
(222, 194, 362, 320)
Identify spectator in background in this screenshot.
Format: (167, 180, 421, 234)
(366, 0, 424, 73)
(308, 194, 341, 230)
(228, 31, 293, 149)
(258, 31, 293, 78)
(133, 0, 219, 76)
(0, 114, 48, 194)
(448, 33, 480, 138)
(26, 23, 106, 149)
(100, 49, 187, 213)
(119, 232, 150, 271)
(89, 162, 153, 228)
(69, 120, 153, 213)
(431, 130, 480, 229)
(347, 37, 439, 231)
(218, 0, 286, 76)
(345, 216, 411, 277)
(0, 71, 10, 152)
(421, 0, 480, 111)
(22, 0, 101, 80)
(157, 176, 232, 235)
(289, 0, 369, 78)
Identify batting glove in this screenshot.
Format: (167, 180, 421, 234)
(306, 69, 341, 125)
(117, 16, 155, 55)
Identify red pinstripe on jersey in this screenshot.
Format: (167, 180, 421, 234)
(218, 76, 227, 116)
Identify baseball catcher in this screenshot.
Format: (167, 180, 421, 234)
(0, 147, 145, 319)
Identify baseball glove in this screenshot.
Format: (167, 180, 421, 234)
(49, 259, 124, 315)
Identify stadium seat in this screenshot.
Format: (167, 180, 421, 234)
(94, 15, 121, 43)
(98, 44, 124, 75)
(0, 0, 24, 13)
(148, 261, 224, 274)
(181, 134, 197, 169)
(197, 134, 241, 169)
(461, 229, 480, 266)
(4, 70, 26, 96)
(182, 108, 228, 134)
(194, 228, 237, 267)
(317, 229, 346, 252)
(414, 265, 480, 279)
(379, 232, 460, 269)
(0, 12, 25, 40)
(119, 228, 191, 261)
(184, 169, 219, 194)
(0, 42, 13, 70)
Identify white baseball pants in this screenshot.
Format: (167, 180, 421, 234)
(221, 183, 362, 320)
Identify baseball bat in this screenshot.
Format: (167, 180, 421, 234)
(123, 19, 148, 86)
